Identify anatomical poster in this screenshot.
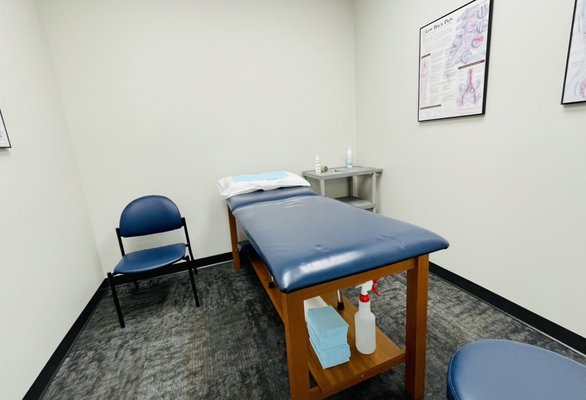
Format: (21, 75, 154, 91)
(562, 0, 586, 104)
(418, 0, 493, 121)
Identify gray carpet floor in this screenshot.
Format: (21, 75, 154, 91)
(41, 261, 586, 399)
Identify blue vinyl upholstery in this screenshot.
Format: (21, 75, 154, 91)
(119, 195, 183, 237)
(447, 339, 586, 400)
(233, 195, 449, 292)
(114, 243, 187, 275)
(227, 186, 316, 212)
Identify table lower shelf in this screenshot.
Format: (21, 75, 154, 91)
(308, 292, 405, 398)
(248, 253, 406, 399)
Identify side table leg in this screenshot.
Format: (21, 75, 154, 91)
(371, 173, 378, 213)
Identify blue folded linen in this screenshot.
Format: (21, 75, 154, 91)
(311, 339, 350, 360)
(307, 306, 348, 338)
(308, 323, 348, 351)
(310, 336, 350, 369)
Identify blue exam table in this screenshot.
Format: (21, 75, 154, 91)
(226, 187, 448, 399)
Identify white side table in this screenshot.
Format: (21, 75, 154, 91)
(302, 166, 383, 212)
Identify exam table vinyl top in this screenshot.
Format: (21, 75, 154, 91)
(232, 193, 449, 293)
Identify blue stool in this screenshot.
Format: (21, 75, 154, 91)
(447, 339, 586, 400)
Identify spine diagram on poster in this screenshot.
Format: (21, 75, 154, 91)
(418, 0, 493, 121)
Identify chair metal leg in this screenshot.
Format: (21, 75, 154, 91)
(188, 267, 200, 307)
(107, 272, 125, 328)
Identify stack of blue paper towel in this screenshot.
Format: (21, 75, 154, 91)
(307, 306, 350, 369)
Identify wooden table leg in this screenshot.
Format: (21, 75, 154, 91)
(405, 254, 429, 399)
(227, 206, 241, 271)
(282, 292, 310, 400)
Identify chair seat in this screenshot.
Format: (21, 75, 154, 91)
(114, 243, 187, 275)
(447, 339, 586, 400)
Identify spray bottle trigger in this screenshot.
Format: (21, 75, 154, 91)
(372, 279, 380, 296)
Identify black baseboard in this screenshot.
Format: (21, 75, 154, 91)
(430, 262, 586, 354)
(196, 252, 232, 268)
(24, 252, 232, 400)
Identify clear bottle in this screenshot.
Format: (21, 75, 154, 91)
(346, 146, 353, 168)
(355, 280, 378, 354)
(314, 155, 321, 174)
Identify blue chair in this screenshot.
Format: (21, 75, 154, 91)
(107, 195, 200, 328)
(447, 339, 586, 400)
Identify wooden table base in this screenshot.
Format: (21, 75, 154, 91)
(228, 207, 429, 399)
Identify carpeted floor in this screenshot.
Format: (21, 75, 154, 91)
(41, 261, 586, 399)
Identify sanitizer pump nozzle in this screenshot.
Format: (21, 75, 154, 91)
(354, 279, 379, 355)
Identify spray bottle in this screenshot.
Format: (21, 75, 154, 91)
(354, 279, 379, 354)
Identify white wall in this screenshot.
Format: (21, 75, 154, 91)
(0, 1, 103, 398)
(37, 0, 357, 273)
(354, 0, 586, 337)
(4, 2, 579, 397)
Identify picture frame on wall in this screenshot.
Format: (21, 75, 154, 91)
(0, 109, 11, 148)
(561, 0, 586, 105)
(418, 0, 493, 122)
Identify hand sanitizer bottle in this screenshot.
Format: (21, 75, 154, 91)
(314, 155, 321, 174)
(355, 280, 379, 354)
(346, 146, 353, 168)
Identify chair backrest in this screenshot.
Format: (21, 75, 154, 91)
(119, 195, 183, 237)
